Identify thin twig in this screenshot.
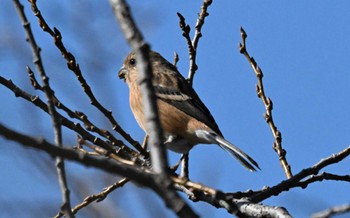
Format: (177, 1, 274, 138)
(77, 136, 136, 166)
(177, 12, 196, 83)
(177, 0, 212, 85)
(27, 0, 146, 156)
(239, 26, 293, 179)
(297, 172, 350, 188)
(13, 0, 73, 216)
(57, 178, 129, 217)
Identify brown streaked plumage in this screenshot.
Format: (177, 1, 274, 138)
(118, 51, 259, 171)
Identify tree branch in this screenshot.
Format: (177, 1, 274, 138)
(13, 0, 73, 216)
(239, 26, 293, 179)
(62, 178, 130, 217)
(3, 120, 348, 218)
(109, 0, 198, 217)
(1, 122, 293, 218)
(177, 0, 212, 85)
(312, 204, 350, 218)
(249, 146, 350, 202)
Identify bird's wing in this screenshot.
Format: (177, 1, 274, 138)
(151, 58, 222, 136)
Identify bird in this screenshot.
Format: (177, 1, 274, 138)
(118, 50, 259, 171)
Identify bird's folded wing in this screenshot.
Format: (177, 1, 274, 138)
(152, 64, 222, 136)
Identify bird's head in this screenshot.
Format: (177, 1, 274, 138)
(118, 52, 137, 82)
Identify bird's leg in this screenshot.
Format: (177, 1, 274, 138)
(180, 152, 189, 179)
(170, 152, 189, 178)
(170, 154, 182, 172)
(141, 135, 153, 167)
(142, 134, 149, 151)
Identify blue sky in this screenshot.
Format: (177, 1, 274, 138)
(1, 1, 349, 217)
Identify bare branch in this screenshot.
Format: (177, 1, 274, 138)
(249, 146, 350, 202)
(172, 177, 293, 217)
(312, 204, 350, 218)
(192, 0, 212, 58)
(64, 178, 129, 217)
(13, 0, 73, 216)
(177, 0, 212, 85)
(2, 119, 348, 218)
(109, 0, 198, 217)
(0, 122, 153, 181)
(239, 26, 293, 179)
(177, 12, 196, 82)
(234, 199, 292, 218)
(109, 0, 166, 178)
(297, 172, 350, 188)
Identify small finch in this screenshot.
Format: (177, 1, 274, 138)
(118, 50, 259, 171)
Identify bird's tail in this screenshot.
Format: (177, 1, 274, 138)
(198, 130, 260, 171)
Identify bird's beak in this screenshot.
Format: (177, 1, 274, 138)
(118, 66, 127, 81)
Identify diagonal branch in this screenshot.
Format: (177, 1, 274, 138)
(65, 178, 130, 217)
(249, 146, 350, 202)
(13, 0, 73, 216)
(109, 0, 198, 217)
(239, 26, 293, 179)
(26, 0, 145, 156)
(297, 172, 350, 187)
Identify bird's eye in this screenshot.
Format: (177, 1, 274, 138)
(129, 58, 136, 66)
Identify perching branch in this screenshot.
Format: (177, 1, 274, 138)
(0, 121, 292, 218)
(239, 26, 293, 179)
(3, 120, 349, 218)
